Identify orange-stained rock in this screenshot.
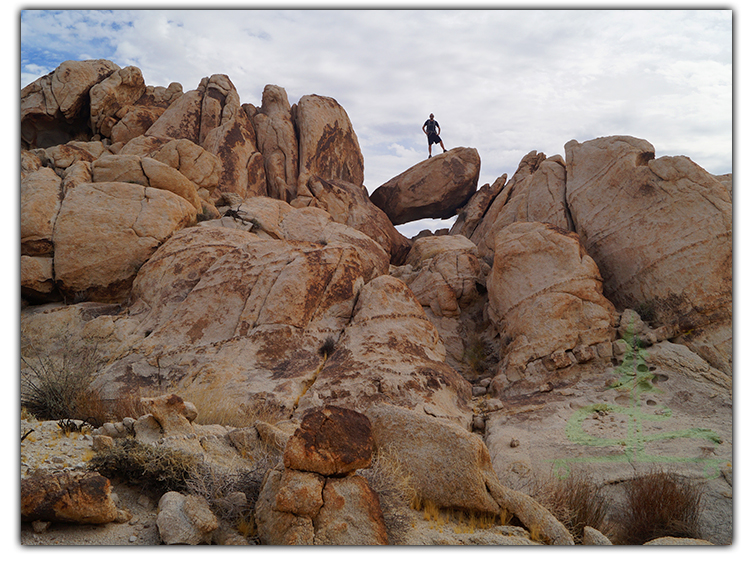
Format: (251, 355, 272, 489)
(21, 470, 119, 524)
(284, 406, 373, 476)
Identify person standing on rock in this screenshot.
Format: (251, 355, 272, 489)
(423, 113, 447, 158)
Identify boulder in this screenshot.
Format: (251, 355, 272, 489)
(53, 181, 197, 302)
(247, 84, 299, 202)
(92, 154, 202, 210)
(283, 406, 373, 476)
(294, 94, 364, 190)
(399, 236, 485, 319)
(366, 403, 502, 515)
(369, 147, 480, 226)
(313, 475, 388, 545)
(487, 222, 617, 378)
(565, 136, 732, 375)
(149, 138, 221, 201)
(140, 394, 198, 436)
(299, 176, 411, 265)
(89, 65, 147, 137)
(156, 491, 218, 545)
(21, 470, 120, 525)
(20, 167, 62, 256)
(21, 59, 120, 148)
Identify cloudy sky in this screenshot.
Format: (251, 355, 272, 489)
(18, 4, 733, 237)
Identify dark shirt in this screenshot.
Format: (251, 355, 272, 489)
(424, 119, 439, 134)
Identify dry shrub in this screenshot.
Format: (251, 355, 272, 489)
(616, 469, 704, 544)
(531, 470, 610, 544)
(87, 438, 201, 495)
(184, 463, 264, 527)
(21, 337, 105, 423)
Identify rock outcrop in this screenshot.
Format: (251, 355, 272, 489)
(19, 59, 732, 546)
(565, 136, 732, 375)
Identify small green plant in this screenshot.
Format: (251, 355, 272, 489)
(87, 438, 201, 494)
(616, 469, 704, 544)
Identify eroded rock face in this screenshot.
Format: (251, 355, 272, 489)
(301, 275, 474, 427)
(565, 136, 732, 375)
(370, 147, 480, 226)
(487, 222, 617, 379)
(294, 94, 365, 190)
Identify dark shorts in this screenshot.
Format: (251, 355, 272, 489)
(427, 132, 442, 145)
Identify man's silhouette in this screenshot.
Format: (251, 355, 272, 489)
(423, 113, 447, 158)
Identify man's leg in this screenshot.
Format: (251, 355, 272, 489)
(428, 143, 432, 158)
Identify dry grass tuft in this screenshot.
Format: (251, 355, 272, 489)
(360, 446, 417, 544)
(616, 469, 704, 544)
(530, 470, 610, 544)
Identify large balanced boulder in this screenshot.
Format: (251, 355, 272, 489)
(487, 222, 617, 380)
(565, 136, 732, 375)
(370, 147, 480, 226)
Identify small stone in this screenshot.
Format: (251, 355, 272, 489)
(472, 416, 485, 432)
(472, 386, 487, 397)
(510, 438, 520, 448)
(32, 520, 51, 533)
(129, 535, 138, 543)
